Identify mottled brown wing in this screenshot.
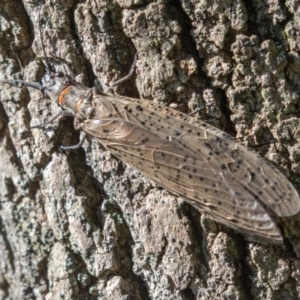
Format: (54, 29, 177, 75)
(94, 93, 299, 216)
(82, 119, 290, 242)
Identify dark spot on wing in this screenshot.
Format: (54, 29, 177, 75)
(140, 138, 149, 144)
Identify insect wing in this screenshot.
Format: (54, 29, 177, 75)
(82, 94, 300, 242)
(95, 94, 299, 214)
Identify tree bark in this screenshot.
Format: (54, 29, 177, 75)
(1, 0, 300, 299)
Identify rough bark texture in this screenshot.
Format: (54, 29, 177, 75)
(1, 0, 300, 299)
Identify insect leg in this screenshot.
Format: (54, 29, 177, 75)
(109, 53, 138, 88)
(49, 53, 75, 79)
(189, 106, 206, 116)
(31, 110, 74, 128)
(60, 132, 87, 150)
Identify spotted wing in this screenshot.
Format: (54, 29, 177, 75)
(81, 96, 299, 243)
(96, 93, 299, 216)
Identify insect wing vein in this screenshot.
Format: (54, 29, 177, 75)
(81, 112, 284, 242)
(99, 94, 299, 218)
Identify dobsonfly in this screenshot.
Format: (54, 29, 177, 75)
(1, 3, 299, 244)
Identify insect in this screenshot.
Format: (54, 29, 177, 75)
(1, 2, 299, 244)
(1, 52, 299, 245)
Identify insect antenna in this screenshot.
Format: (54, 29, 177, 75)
(1, 79, 43, 91)
(0, 37, 44, 90)
(10, 41, 24, 75)
(0, 1, 52, 92)
(38, 0, 53, 75)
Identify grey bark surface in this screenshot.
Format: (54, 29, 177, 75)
(1, 0, 300, 299)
